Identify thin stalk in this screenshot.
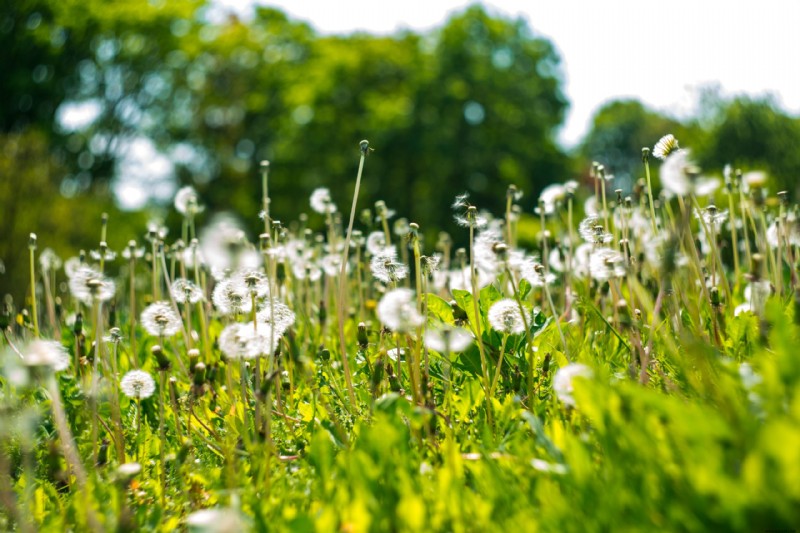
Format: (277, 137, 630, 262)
(643, 152, 658, 234)
(336, 141, 370, 410)
(158, 371, 167, 507)
(29, 240, 39, 338)
(129, 256, 138, 368)
(489, 333, 509, 396)
(727, 188, 740, 283)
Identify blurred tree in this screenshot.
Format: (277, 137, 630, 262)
(579, 99, 701, 191)
(696, 95, 800, 196)
(189, 5, 570, 241)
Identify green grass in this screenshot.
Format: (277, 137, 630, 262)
(1, 141, 800, 532)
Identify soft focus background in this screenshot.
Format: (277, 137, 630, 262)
(2, 0, 799, 300)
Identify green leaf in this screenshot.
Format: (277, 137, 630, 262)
(426, 293, 454, 324)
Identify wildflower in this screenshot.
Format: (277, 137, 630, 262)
(578, 216, 612, 244)
(451, 192, 470, 210)
(310, 187, 336, 214)
(218, 323, 251, 359)
(423, 326, 473, 353)
(186, 508, 245, 532)
(257, 299, 296, 336)
(174, 185, 204, 216)
(370, 248, 409, 284)
(552, 363, 593, 406)
(452, 193, 488, 228)
(447, 266, 493, 293)
(121, 241, 146, 260)
(659, 149, 693, 197)
(766, 215, 800, 248)
(487, 299, 529, 335)
(393, 218, 410, 238)
(171, 278, 204, 304)
(536, 184, 566, 216)
(212, 278, 252, 316)
(39, 248, 62, 273)
(652, 134, 679, 160)
(522, 263, 556, 287)
(321, 254, 346, 277)
(140, 302, 182, 337)
(116, 462, 142, 480)
(589, 248, 626, 282)
(366, 231, 389, 255)
(103, 327, 124, 343)
(377, 289, 424, 332)
(199, 214, 253, 273)
(120, 370, 156, 399)
(23, 340, 70, 372)
(218, 322, 279, 359)
(695, 205, 728, 228)
(89, 245, 117, 262)
(235, 269, 270, 299)
(68, 266, 116, 304)
(421, 254, 441, 276)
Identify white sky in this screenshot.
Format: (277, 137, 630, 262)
(213, 0, 800, 147)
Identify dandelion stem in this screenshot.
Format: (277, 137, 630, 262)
(336, 140, 370, 410)
(29, 239, 39, 338)
(643, 152, 658, 234)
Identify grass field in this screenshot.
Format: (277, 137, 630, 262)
(2, 137, 799, 532)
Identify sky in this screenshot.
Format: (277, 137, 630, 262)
(211, 0, 800, 147)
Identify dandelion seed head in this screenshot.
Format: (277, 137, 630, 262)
(39, 248, 62, 273)
(310, 187, 336, 214)
(553, 363, 593, 406)
(257, 299, 296, 336)
(536, 184, 566, 216)
(366, 232, 389, 256)
(120, 370, 156, 399)
(212, 278, 252, 316)
(141, 302, 182, 337)
(89, 247, 116, 262)
(171, 278, 204, 304)
(488, 299, 529, 334)
(68, 266, 116, 304)
(174, 185, 204, 216)
(23, 340, 70, 371)
(377, 288, 424, 333)
(423, 327, 473, 353)
(370, 248, 409, 284)
(589, 248, 626, 281)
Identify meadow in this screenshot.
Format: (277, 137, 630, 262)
(2, 135, 799, 532)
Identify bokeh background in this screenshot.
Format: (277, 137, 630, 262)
(2, 0, 799, 301)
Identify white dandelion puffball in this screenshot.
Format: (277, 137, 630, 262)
(377, 288, 424, 333)
(186, 508, 245, 532)
(171, 278, 204, 304)
(423, 327, 474, 353)
(310, 187, 336, 214)
(488, 299, 529, 335)
(659, 149, 693, 197)
(553, 363, 593, 407)
(370, 248, 409, 284)
(140, 302, 182, 337)
(68, 266, 116, 304)
(174, 185, 204, 216)
(212, 278, 253, 316)
(120, 370, 156, 399)
(23, 340, 70, 372)
(256, 299, 296, 337)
